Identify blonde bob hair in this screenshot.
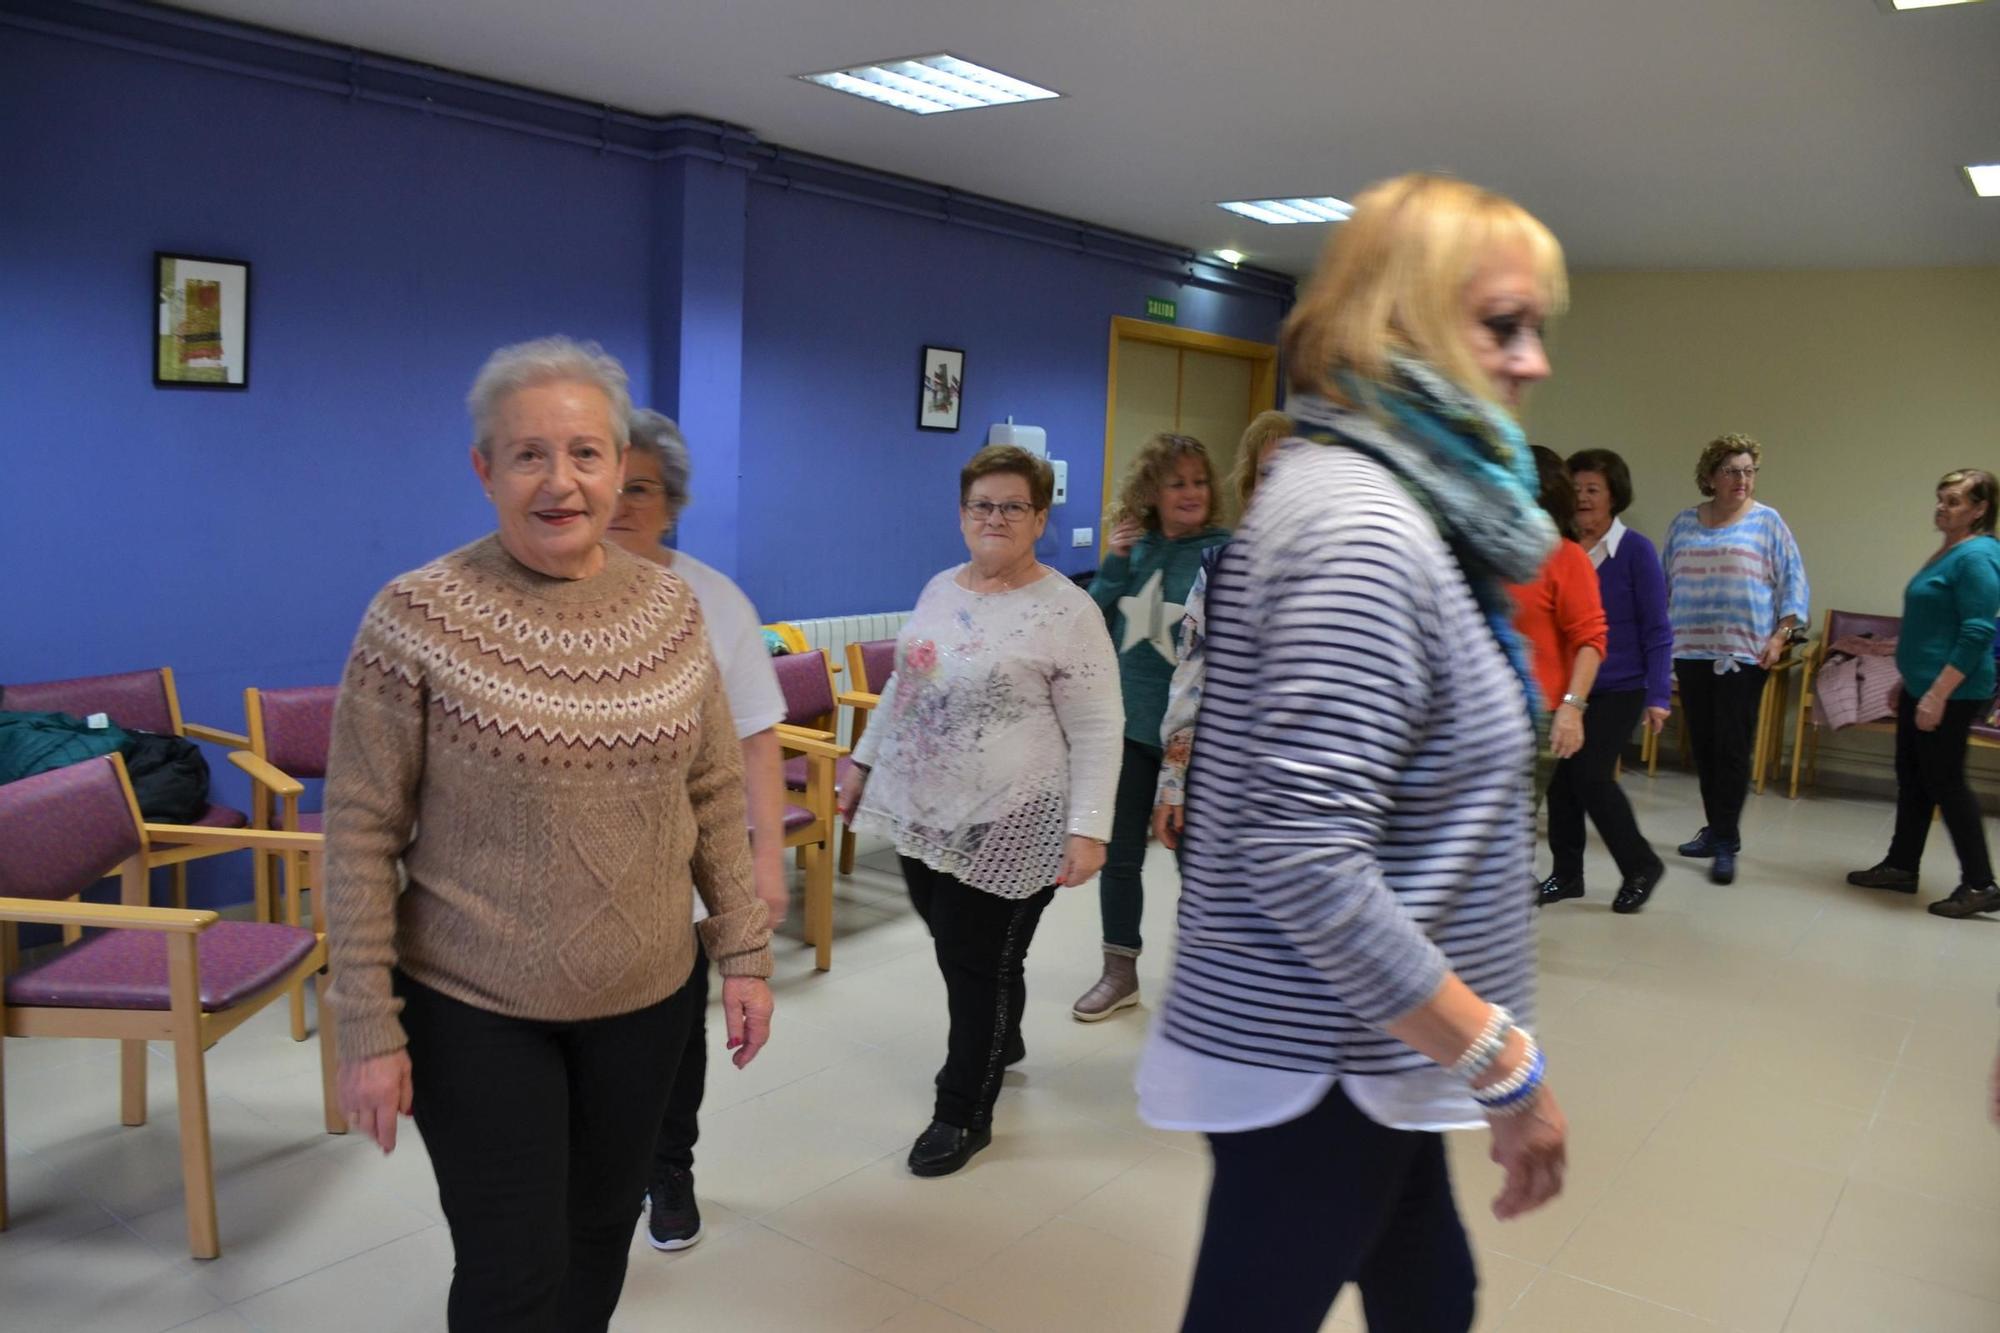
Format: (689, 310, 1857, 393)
(1109, 433, 1218, 532)
(1229, 410, 1294, 515)
(1694, 433, 1762, 496)
(1281, 173, 1567, 410)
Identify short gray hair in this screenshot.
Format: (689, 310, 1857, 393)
(627, 409, 692, 519)
(466, 336, 633, 456)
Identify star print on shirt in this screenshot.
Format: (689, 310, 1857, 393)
(1117, 569, 1185, 665)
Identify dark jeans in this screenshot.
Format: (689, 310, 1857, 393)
(1548, 688, 1660, 882)
(1886, 690, 1995, 887)
(398, 970, 696, 1332)
(1674, 659, 1769, 845)
(649, 936, 710, 1178)
(1182, 1085, 1476, 1333)
(1100, 738, 1162, 953)
(901, 856, 1054, 1128)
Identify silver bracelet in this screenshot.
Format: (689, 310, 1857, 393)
(1451, 1005, 1512, 1081)
(1560, 692, 1589, 713)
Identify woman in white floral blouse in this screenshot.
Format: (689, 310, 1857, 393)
(841, 444, 1123, 1177)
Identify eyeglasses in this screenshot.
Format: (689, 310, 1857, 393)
(619, 480, 667, 501)
(963, 500, 1036, 523)
(1715, 466, 1760, 481)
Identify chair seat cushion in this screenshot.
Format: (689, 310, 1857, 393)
(4, 921, 318, 1012)
(782, 755, 858, 795)
(783, 803, 816, 834)
(296, 811, 323, 834)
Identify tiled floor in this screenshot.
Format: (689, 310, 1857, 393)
(5, 770, 2000, 1331)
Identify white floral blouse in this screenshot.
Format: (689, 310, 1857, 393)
(850, 566, 1123, 898)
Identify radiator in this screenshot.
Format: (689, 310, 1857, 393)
(785, 611, 911, 744)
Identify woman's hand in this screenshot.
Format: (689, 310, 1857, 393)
(1759, 631, 1789, 669)
(1488, 1084, 1568, 1220)
(338, 1050, 414, 1154)
(1107, 519, 1144, 557)
(1644, 705, 1671, 736)
(720, 976, 774, 1069)
(1549, 706, 1584, 759)
(837, 767, 868, 823)
(1151, 801, 1185, 850)
(1917, 692, 1947, 733)
(1055, 835, 1107, 886)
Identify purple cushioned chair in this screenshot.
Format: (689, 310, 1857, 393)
(769, 651, 844, 970)
(830, 639, 898, 875)
(232, 686, 337, 1040)
(0, 667, 253, 912)
(0, 754, 342, 1260)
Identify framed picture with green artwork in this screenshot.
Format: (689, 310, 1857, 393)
(155, 252, 250, 388)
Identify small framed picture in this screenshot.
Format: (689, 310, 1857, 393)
(917, 345, 964, 431)
(155, 252, 251, 388)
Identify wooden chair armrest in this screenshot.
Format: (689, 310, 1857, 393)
(0, 896, 216, 933)
(142, 825, 326, 854)
(227, 750, 305, 798)
(775, 725, 847, 760)
(183, 722, 251, 748)
(836, 691, 880, 711)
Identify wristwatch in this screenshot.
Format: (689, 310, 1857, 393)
(1560, 693, 1589, 713)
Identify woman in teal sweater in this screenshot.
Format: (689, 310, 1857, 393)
(1847, 469, 2000, 919)
(1076, 433, 1230, 1019)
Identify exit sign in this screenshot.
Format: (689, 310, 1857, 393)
(1145, 296, 1178, 322)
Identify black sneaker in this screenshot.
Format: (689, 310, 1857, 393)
(1535, 874, 1585, 907)
(1613, 862, 1666, 914)
(645, 1166, 702, 1251)
(1677, 827, 1721, 858)
(1710, 845, 1738, 885)
(1928, 883, 2000, 919)
(908, 1120, 992, 1177)
(1846, 861, 1919, 894)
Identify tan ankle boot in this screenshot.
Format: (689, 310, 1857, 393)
(1071, 950, 1140, 1022)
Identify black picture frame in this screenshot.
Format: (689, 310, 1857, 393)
(154, 251, 251, 389)
(917, 345, 964, 431)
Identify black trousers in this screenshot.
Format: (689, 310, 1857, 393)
(1548, 688, 1660, 882)
(1673, 659, 1769, 845)
(1181, 1085, 1476, 1333)
(1886, 690, 1996, 887)
(1099, 739, 1163, 952)
(649, 935, 710, 1179)
(901, 856, 1054, 1129)
(398, 969, 696, 1333)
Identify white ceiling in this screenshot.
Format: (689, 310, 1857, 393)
(173, 0, 2000, 274)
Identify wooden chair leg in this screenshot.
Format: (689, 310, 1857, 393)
(810, 843, 833, 972)
(315, 970, 346, 1135)
(165, 934, 219, 1259)
(282, 852, 308, 1042)
(252, 849, 272, 924)
(171, 862, 189, 911)
(0, 921, 16, 979)
(121, 1038, 149, 1126)
(838, 825, 857, 877)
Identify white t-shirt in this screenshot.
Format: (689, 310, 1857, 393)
(670, 550, 785, 926)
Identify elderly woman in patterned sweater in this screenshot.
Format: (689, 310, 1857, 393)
(324, 337, 775, 1332)
(840, 444, 1123, 1177)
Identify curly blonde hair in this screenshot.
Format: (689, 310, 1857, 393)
(1228, 410, 1294, 516)
(1694, 433, 1762, 497)
(1109, 433, 1217, 532)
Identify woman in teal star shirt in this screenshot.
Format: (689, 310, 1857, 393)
(1076, 433, 1230, 1020)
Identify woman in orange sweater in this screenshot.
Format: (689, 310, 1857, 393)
(1510, 446, 1607, 819)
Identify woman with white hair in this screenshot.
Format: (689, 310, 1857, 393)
(608, 408, 790, 1251)
(324, 337, 775, 1331)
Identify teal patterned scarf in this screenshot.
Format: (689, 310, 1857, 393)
(1287, 357, 1555, 715)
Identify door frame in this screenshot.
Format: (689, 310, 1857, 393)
(1100, 317, 1279, 555)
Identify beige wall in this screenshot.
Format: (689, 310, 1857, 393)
(1527, 267, 2000, 791)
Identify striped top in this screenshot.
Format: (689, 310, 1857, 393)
(1662, 503, 1809, 663)
(1152, 443, 1537, 1082)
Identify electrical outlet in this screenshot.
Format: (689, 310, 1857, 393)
(1072, 527, 1093, 547)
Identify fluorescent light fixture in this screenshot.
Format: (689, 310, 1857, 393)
(798, 54, 1060, 114)
(1217, 196, 1354, 225)
(1875, 0, 1987, 10)
(1215, 249, 1245, 265)
(1967, 164, 2000, 197)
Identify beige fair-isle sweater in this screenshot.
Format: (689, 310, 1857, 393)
(323, 535, 773, 1063)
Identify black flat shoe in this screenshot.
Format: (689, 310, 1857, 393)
(1004, 1032, 1026, 1067)
(908, 1120, 992, 1177)
(1846, 861, 1919, 894)
(1710, 846, 1737, 885)
(1536, 874, 1585, 907)
(1613, 863, 1665, 914)
(1678, 827, 1721, 859)
(1928, 883, 2000, 919)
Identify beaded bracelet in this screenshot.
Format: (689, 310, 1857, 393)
(1451, 1005, 1513, 1082)
(1475, 1044, 1546, 1118)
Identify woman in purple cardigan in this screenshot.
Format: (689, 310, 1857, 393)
(1538, 449, 1674, 913)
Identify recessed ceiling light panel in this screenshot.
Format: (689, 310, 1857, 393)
(1966, 164, 2000, 197)
(799, 54, 1060, 115)
(1217, 196, 1354, 225)
(1874, 0, 1988, 10)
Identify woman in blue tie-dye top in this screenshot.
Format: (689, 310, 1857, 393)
(1662, 433, 1809, 887)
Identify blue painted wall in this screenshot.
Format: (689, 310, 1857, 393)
(0, 20, 1287, 911)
